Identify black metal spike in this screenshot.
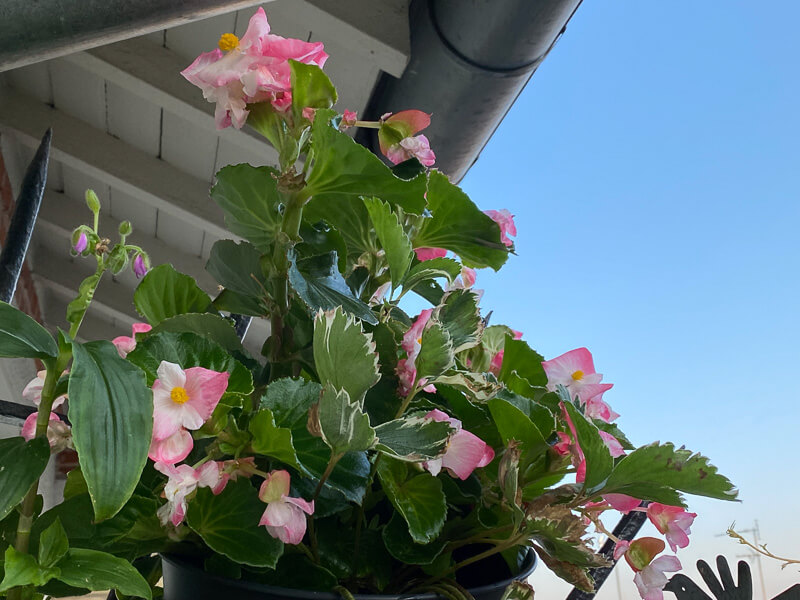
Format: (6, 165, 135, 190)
(0, 128, 52, 304)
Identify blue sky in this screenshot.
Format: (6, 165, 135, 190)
(458, 1, 800, 597)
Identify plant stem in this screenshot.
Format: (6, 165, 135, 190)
(313, 453, 342, 501)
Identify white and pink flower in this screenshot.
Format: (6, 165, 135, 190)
(181, 7, 328, 129)
(258, 470, 315, 544)
(22, 370, 67, 409)
(542, 347, 614, 404)
(647, 503, 697, 552)
(484, 209, 517, 247)
(396, 309, 436, 396)
(421, 409, 494, 480)
(112, 322, 152, 358)
(21, 412, 72, 452)
(155, 461, 222, 526)
(379, 110, 436, 166)
(623, 537, 681, 600)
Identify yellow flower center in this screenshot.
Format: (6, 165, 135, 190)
(218, 33, 240, 52)
(571, 370, 584, 381)
(170, 386, 189, 404)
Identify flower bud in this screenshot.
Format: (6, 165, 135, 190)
(118, 220, 133, 236)
(85, 189, 101, 214)
(72, 231, 88, 254)
(133, 253, 149, 279)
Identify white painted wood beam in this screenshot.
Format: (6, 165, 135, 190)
(0, 89, 231, 239)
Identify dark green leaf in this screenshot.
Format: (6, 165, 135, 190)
(305, 109, 427, 214)
(134, 264, 213, 325)
(498, 337, 548, 388)
(435, 289, 483, 353)
(213, 288, 266, 317)
(601, 442, 738, 504)
(0, 301, 57, 358)
(415, 171, 508, 270)
(377, 458, 446, 544)
(187, 480, 283, 567)
(401, 257, 462, 296)
(415, 321, 454, 382)
(210, 164, 282, 252)
(206, 239, 267, 298)
(249, 408, 301, 470)
(563, 402, 613, 490)
(297, 220, 348, 273)
(260, 378, 321, 428)
(0, 437, 50, 521)
(313, 307, 380, 403)
(150, 313, 246, 355)
(55, 548, 152, 599)
(0, 546, 59, 591)
(249, 553, 337, 591)
(382, 512, 447, 565)
(69, 341, 153, 521)
(375, 414, 453, 461)
(488, 397, 549, 458)
(38, 518, 69, 568)
(304, 197, 378, 266)
(290, 60, 337, 119)
(363, 197, 413, 286)
(288, 249, 378, 325)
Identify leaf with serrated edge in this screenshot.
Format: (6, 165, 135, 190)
(401, 257, 462, 295)
(375, 415, 453, 461)
(415, 321, 454, 381)
(435, 289, 483, 353)
(318, 384, 376, 455)
(133, 264, 213, 325)
(249, 408, 302, 470)
(313, 307, 380, 404)
(363, 197, 413, 286)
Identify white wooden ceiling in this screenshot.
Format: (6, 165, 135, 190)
(0, 0, 410, 358)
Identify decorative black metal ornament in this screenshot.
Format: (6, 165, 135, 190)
(666, 555, 800, 600)
(0, 128, 51, 304)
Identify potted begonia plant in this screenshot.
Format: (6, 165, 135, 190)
(0, 8, 739, 600)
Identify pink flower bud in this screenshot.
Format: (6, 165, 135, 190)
(133, 254, 148, 278)
(73, 232, 88, 254)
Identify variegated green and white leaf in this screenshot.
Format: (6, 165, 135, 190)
(313, 307, 380, 405)
(433, 371, 501, 401)
(375, 414, 454, 461)
(435, 288, 484, 353)
(318, 384, 376, 455)
(415, 321, 454, 382)
(401, 258, 462, 295)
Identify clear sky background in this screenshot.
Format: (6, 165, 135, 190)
(457, 1, 800, 597)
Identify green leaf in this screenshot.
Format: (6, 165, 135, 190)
(0, 437, 50, 521)
(382, 512, 447, 565)
(261, 379, 370, 503)
(415, 321, 455, 382)
(363, 197, 413, 286)
(55, 548, 152, 599)
(313, 307, 380, 403)
(297, 220, 348, 273)
(601, 442, 739, 504)
(0, 546, 59, 592)
(305, 109, 427, 214)
(377, 458, 446, 544)
(435, 289, 483, 353)
(317, 384, 376, 455)
(69, 340, 153, 521)
(304, 197, 378, 266)
(213, 288, 266, 317)
(134, 264, 213, 325)
(0, 301, 58, 358)
(210, 164, 282, 252)
(415, 171, 508, 270)
(290, 60, 337, 120)
(563, 402, 613, 490)
(38, 518, 69, 568)
(401, 257, 462, 296)
(187, 479, 283, 567)
(206, 239, 267, 299)
(433, 371, 501, 401)
(488, 397, 549, 458)
(498, 337, 548, 388)
(150, 313, 246, 355)
(66, 272, 102, 331)
(248, 408, 301, 470)
(375, 414, 453, 461)
(127, 331, 253, 397)
(288, 249, 378, 325)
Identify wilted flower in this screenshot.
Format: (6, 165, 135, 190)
(484, 209, 517, 247)
(21, 412, 72, 452)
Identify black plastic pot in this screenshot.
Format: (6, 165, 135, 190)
(160, 551, 537, 600)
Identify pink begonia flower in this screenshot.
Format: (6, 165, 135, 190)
(614, 540, 631, 561)
(647, 503, 697, 552)
(258, 470, 315, 544)
(484, 209, 517, 247)
(397, 309, 436, 396)
(112, 322, 152, 358)
(302, 107, 316, 121)
(379, 110, 436, 166)
(341, 109, 357, 128)
(584, 393, 620, 423)
(633, 555, 682, 600)
(133, 254, 148, 279)
(73, 232, 88, 254)
(22, 370, 67, 409)
(148, 428, 194, 465)
(599, 430, 626, 458)
(210, 457, 256, 495)
(151, 361, 229, 442)
(542, 347, 613, 404)
(21, 412, 72, 452)
(155, 461, 221, 526)
(489, 350, 505, 375)
(422, 409, 494, 480)
(603, 493, 642, 514)
(447, 266, 477, 291)
(414, 247, 447, 261)
(553, 431, 573, 456)
(369, 281, 391, 306)
(181, 7, 328, 129)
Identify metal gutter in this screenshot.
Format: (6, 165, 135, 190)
(357, 0, 583, 182)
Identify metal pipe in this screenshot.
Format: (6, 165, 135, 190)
(0, 0, 268, 72)
(0, 129, 51, 304)
(357, 0, 583, 182)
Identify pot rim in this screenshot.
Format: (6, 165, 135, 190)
(161, 548, 537, 600)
